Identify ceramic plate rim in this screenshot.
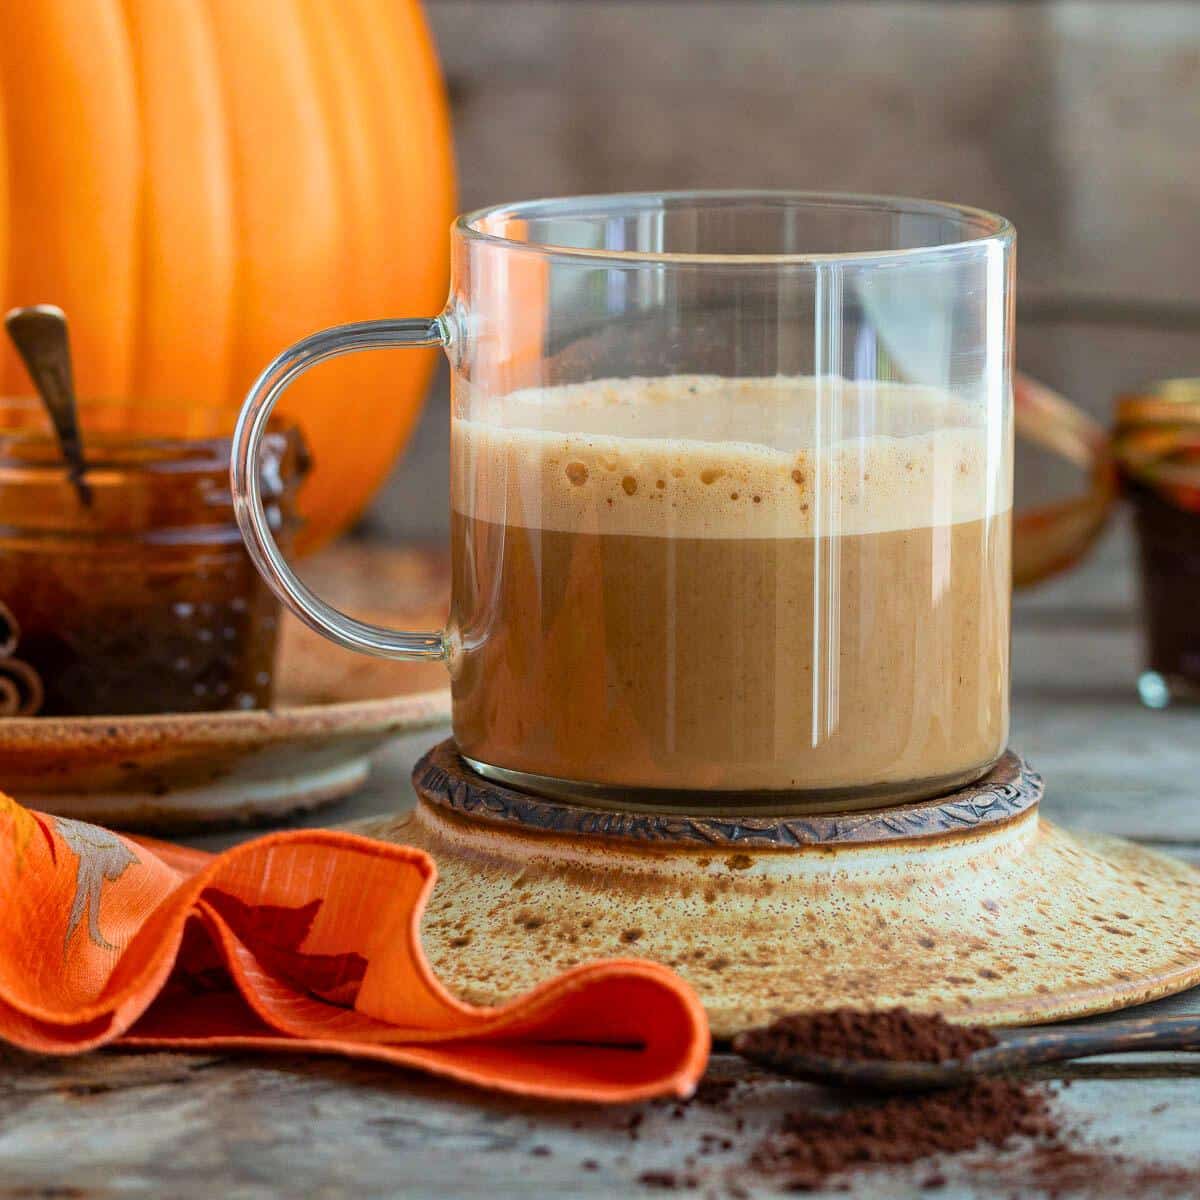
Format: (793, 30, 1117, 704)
(0, 687, 452, 746)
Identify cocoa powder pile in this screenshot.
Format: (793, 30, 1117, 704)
(736, 1005, 997, 1064)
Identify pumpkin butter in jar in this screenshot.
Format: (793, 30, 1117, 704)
(0, 399, 306, 716)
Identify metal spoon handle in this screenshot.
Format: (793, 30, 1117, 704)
(4, 305, 91, 506)
(986, 1014, 1200, 1069)
(734, 1013, 1200, 1090)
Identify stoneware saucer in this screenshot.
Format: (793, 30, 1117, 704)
(360, 741, 1200, 1038)
(0, 546, 451, 830)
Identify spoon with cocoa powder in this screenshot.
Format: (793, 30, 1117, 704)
(733, 1007, 1200, 1091)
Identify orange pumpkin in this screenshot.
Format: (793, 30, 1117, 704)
(0, 0, 455, 551)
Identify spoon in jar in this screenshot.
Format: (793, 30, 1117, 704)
(733, 1014, 1200, 1091)
(4, 305, 91, 506)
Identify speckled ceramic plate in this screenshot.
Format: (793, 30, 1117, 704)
(359, 744, 1200, 1038)
(0, 550, 452, 830)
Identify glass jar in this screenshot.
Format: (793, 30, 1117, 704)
(1114, 379, 1200, 708)
(0, 399, 306, 716)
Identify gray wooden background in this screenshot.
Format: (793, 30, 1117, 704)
(366, 0, 1200, 543)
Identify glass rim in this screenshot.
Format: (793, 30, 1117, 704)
(456, 189, 1015, 266)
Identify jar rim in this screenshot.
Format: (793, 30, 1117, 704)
(0, 397, 301, 471)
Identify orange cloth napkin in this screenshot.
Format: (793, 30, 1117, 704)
(0, 796, 709, 1102)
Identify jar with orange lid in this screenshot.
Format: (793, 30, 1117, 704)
(1113, 379, 1200, 708)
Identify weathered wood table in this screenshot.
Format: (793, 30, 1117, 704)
(3, 519, 1200, 1199)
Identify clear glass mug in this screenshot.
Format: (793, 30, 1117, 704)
(233, 191, 1017, 814)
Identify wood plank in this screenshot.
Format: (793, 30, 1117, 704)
(428, 0, 1064, 273)
(3, 1041, 1199, 1199)
(425, 0, 1200, 305)
(1015, 696, 1200, 842)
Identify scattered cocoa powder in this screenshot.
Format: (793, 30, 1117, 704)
(736, 1006, 996, 1064)
(690, 1077, 738, 1107)
(747, 1077, 1057, 1191)
(638, 1169, 700, 1190)
(1016, 1141, 1200, 1199)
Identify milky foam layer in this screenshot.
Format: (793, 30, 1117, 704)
(452, 375, 1010, 538)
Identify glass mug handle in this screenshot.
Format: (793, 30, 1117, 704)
(231, 317, 452, 660)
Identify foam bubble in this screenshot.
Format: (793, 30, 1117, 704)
(452, 375, 1010, 538)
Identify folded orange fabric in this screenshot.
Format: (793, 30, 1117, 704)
(0, 795, 708, 1102)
